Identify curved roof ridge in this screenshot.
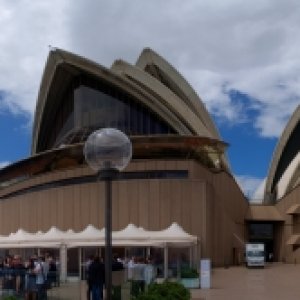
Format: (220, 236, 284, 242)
(276, 152, 300, 199)
(264, 105, 300, 202)
(136, 48, 220, 139)
(111, 59, 213, 138)
(32, 48, 115, 153)
(32, 48, 229, 170)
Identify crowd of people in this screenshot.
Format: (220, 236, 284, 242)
(0, 252, 160, 300)
(0, 253, 59, 299)
(85, 255, 157, 300)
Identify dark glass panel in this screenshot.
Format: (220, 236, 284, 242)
(72, 84, 175, 138)
(49, 74, 177, 150)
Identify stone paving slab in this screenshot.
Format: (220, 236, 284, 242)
(39, 263, 300, 300)
(191, 263, 300, 300)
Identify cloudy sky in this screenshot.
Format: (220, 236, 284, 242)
(0, 0, 299, 200)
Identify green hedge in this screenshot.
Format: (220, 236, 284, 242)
(180, 267, 199, 279)
(2, 296, 18, 300)
(135, 281, 190, 300)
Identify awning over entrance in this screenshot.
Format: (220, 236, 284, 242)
(245, 205, 284, 222)
(0, 223, 198, 282)
(286, 234, 300, 245)
(286, 204, 300, 215)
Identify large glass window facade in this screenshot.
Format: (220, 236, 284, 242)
(43, 74, 177, 150)
(39, 84, 74, 152)
(72, 85, 175, 138)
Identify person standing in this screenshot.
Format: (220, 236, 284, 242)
(12, 255, 26, 296)
(131, 257, 146, 297)
(85, 255, 94, 300)
(88, 256, 105, 300)
(25, 258, 37, 300)
(47, 256, 57, 288)
(112, 255, 124, 271)
(144, 257, 156, 287)
(34, 256, 47, 300)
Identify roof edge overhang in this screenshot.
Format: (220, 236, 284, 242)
(111, 59, 213, 138)
(0, 135, 228, 188)
(286, 203, 300, 215)
(287, 234, 300, 245)
(245, 205, 284, 222)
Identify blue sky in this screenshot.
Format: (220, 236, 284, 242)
(0, 94, 31, 165)
(0, 0, 299, 200)
(220, 90, 278, 178)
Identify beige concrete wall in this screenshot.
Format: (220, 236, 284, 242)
(0, 158, 248, 267)
(210, 172, 248, 266)
(0, 179, 208, 233)
(276, 185, 300, 262)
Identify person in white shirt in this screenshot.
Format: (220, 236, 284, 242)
(34, 257, 47, 300)
(144, 257, 156, 286)
(131, 257, 146, 297)
(127, 256, 135, 280)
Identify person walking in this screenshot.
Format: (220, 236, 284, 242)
(88, 256, 105, 300)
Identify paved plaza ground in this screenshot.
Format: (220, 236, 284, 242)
(22, 263, 300, 300)
(192, 263, 300, 300)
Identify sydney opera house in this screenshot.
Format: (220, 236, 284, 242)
(0, 47, 298, 279)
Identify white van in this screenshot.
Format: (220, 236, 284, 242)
(245, 243, 265, 267)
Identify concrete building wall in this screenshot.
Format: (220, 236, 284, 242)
(276, 185, 300, 262)
(211, 172, 248, 266)
(0, 158, 248, 267)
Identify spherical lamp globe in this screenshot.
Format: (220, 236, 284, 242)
(84, 128, 132, 172)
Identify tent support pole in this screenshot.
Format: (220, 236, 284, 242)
(60, 244, 67, 282)
(146, 247, 150, 258)
(164, 244, 168, 280)
(177, 250, 180, 280)
(79, 247, 82, 280)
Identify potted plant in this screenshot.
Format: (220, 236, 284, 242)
(179, 267, 200, 289)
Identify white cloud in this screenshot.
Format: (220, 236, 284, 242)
(0, 0, 299, 138)
(0, 161, 10, 169)
(0, 0, 70, 116)
(235, 175, 265, 202)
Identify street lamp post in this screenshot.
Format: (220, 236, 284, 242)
(84, 128, 132, 300)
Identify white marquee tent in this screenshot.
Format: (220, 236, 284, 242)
(0, 223, 198, 280)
